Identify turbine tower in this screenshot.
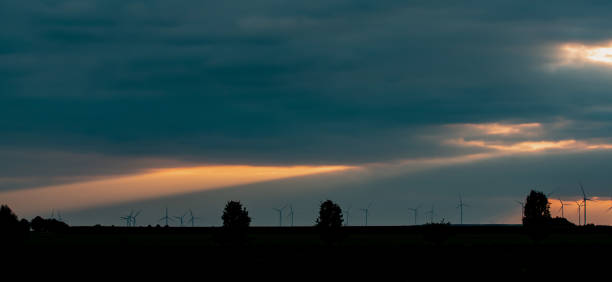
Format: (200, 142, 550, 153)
(159, 207, 173, 226)
(516, 200, 525, 219)
(557, 199, 569, 218)
(187, 209, 200, 227)
(120, 210, 133, 227)
(174, 211, 188, 227)
(287, 205, 294, 227)
(579, 183, 593, 226)
(407, 205, 420, 225)
(457, 195, 469, 225)
(132, 210, 141, 227)
(575, 201, 583, 225)
(426, 204, 435, 223)
(273, 205, 287, 227)
(360, 202, 372, 226)
(608, 192, 612, 214)
(343, 205, 352, 226)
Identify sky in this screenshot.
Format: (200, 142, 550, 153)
(2, 0, 612, 226)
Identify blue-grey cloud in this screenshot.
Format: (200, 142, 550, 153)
(3, 0, 612, 193)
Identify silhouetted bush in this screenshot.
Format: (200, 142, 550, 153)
(316, 200, 345, 245)
(549, 217, 575, 227)
(0, 205, 29, 242)
(30, 215, 69, 233)
(423, 220, 454, 245)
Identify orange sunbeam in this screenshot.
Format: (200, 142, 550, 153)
(0, 165, 356, 217)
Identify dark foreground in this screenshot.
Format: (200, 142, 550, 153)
(9, 225, 612, 275)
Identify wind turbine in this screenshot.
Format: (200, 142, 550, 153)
(608, 192, 612, 214)
(579, 183, 594, 226)
(360, 202, 372, 226)
(557, 199, 570, 218)
(273, 205, 287, 227)
(187, 209, 200, 227)
(457, 195, 469, 224)
(286, 205, 294, 227)
(120, 211, 133, 227)
(576, 201, 584, 225)
(131, 210, 141, 227)
(174, 211, 188, 227)
(407, 205, 420, 225)
(343, 205, 352, 226)
(516, 200, 525, 219)
(56, 210, 64, 222)
(159, 207, 174, 226)
(425, 204, 435, 224)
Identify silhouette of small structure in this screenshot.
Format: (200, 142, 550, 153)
(31, 216, 69, 233)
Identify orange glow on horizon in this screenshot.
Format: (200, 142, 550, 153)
(0, 164, 356, 216)
(500, 197, 612, 225)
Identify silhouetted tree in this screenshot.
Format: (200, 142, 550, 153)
(522, 190, 551, 226)
(219, 201, 251, 246)
(222, 201, 251, 229)
(0, 205, 18, 226)
(0, 205, 28, 242)
(316, 200, 343, 228)
(19, 219, 30, 233)
(31, 216, 45, 232)
(316, 200, 345, 245)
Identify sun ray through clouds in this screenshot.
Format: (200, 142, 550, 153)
(0, 165, 357, 217)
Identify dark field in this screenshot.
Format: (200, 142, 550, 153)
(22, 225, 612, 247)
(12, 225, 612, 275)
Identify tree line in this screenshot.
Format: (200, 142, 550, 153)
(0, 190, 575, 243)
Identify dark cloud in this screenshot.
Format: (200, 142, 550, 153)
(2, 1, 612, 185)
(0, 149, 191, 190)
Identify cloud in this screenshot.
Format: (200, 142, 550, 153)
(554, 41, 612, 68)
(3, 1, 612, 224)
